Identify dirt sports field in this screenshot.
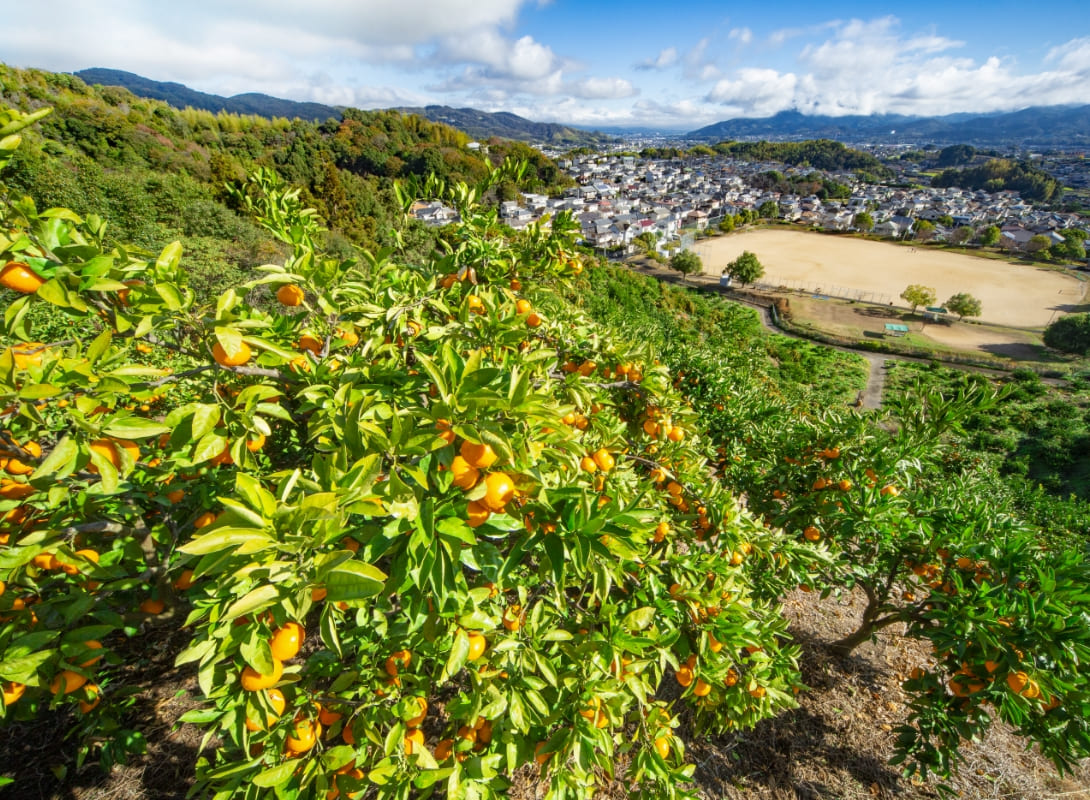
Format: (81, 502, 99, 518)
(695, 230, 1086, 328)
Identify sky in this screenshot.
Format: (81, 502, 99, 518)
(3, 1, 1090, 130)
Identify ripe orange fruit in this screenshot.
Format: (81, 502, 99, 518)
(78, 684, 101, 713)
(241, 659, 284, 691)
(246, 688, 287, 731)
(285, 717, 321, 754)
(298, 334, 323, 355)
(246, 434, 266, 453)
(880, 484, 900, 497)
(502, 605, 522, 632)
(450, 455, 480, 490)
(1006, 671, 1029, 694)
(724, 668, 740, 687)
(466, 632, 487, 661)
(2, 681, 26, 706)
(405, 696, 427, 727)
(3, 440, 41, 476)
(165, 488, 186, 503)
(653, 735, 671, 759)
(403, 728, 425, 755)
(50, 669, 89, 695)
(667, 426, 684, 443)
(269, 622, 304, 661)
(693, 679, 712, 697)
(675, 665, 694, 687)
(139, 598, 166, 615)
(466, 499, 491, 528)
(526, 312, 542, 328)
(466, 295, 484, 314)
(460, 440, 498, 469)
(0, 262, 45, 294)
(276, 284, 305, 306)
(434, 738, 455, 761)
(212, 341, 252, 367)
(803, 526, 821, 542)
(708, 632, 723, 653)
(88, 438, 140, 471)
(653, 521, 669, 542)
(173, 569, 195, 590)
(385, 649, 411, 676)
(482, 472, 515, 512)
(591, 448, 614, 472)
(78, 640, 104, 667)
(516, 299, 532, 315)
(749, 685, 767, 698)
(580, 456, 597, 473)
(194, 511, 218, 529)
(534, 742, 552, 765)
(339, 326, 359, 347)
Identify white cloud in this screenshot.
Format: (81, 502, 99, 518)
(683, 37, 720, 81)
(706, 19, 1090, 118)
(728, 27, 752, 45)
(437, 31, 559, 80)
(636, 47, 678, 71)
(571, 77, 638, 100)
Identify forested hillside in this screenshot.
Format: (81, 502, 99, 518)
(0, 64, 569, 273)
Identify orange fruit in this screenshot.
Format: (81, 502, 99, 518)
(173, 569, 195, 590)
(749, 685, 767, 698)
(139, 598, 166, 615)
(515, 299, 532, 315)
(50, 669, 89, 695)
(194, 511, 218, 529)
(246, 434, 266, 453)
(8, 341, 48, 370)
(385, 649, 411, 676)
(88, 438, 140, 471)
(460, 440, 498, 469)
(675, 665, 694, 687)
(298, 334, 323, 355)
(276, 284, 305, 306)
(212, 341, 252, 367)
(643, 419, 660, 436)
(534, 742, 552, 765)
(0, 262, 45, 294)
(165, 488, 186, 503)
(803, 526, 821, 542)
(482, 472, 514, 512)
(466, 632, 487, 661)
(653, 521, 669, 542)
(502, 605, 522, 632)
(403, 728, 425, 755)
(693, 678, 712, 697)
(591, 448, 614, 472)
(667, 426, 684, 443)
(269, 622, 304, 661)
(707, 632, 723, 653)
(241, 659, 284, 691)
(467, 499, 491, 528)
(317, 704, 343, 726)
(405, 696, 427, 727)
(450, 456, 480, 490)
(339, 326, 359, 347)
(1006, 671, 1029, 694)
(434, 738, 455, 761)
(653, 735, 671, 759)
(526, 312, 542, 328)
(2, 681, 26, 706)
(78, 640, 104, 667)
(880, 485, 900, 497)
(245, 688, 287, 731)
(78, 684, 101, 713)
(285, 717, 320, 754)
(580, 456, 597, 474)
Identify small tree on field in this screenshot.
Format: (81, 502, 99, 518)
(1043, 313, 1090, 355)
(978, 225, 1001, 247)
(951, 226, 974, 246)
(1026, 234, 1052, 256)
(946, 292, 982, 321)
(669, 248, 702, 282)
(900, 284, 937, 314)
(758, 201, 779, 221)
(852, 212, 874, 232)
(913, 219, 936, 242)
(724, 250, 764, 287)
(717, 215, 735, 234)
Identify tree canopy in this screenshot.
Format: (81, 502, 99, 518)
(669, 248, 703, 281)
(945, 292, 983, 320)
(1044, 313, 1090, 355)
(725, 251, 765, 286)
(900, 285, 937, 313)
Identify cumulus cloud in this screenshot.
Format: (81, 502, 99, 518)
(636, 47, 678, 70)
(707, 18, 1090, 117)
(683, 37, 721, 81)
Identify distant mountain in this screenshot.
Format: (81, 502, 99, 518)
(396, 105, 615, 146)
(74, 68, 342, 122)
(687, 106, 1090, 147)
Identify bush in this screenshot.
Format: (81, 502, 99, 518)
(1044, 313, 1090, 355)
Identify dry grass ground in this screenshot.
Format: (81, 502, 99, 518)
(8, 594, 1087, 800)
(695, 230, 1086, 329)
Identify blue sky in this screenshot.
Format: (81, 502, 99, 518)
(4, 1, 1090, 129)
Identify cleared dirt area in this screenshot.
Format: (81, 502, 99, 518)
(696, 230, 1086, 328)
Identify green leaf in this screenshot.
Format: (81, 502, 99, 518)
(442, 629, 470, 682)
(621, 607, 656, 632)
(86, 328, 112, 365)
(224, 585, 280, 623)
(156, 241, 183, 272)
(103, 417, 170, 439)
(326, 562, 387, 602)
(253, 761, 295, 788)
(190, 404, 221, 440)
(0, 649, 55, 684)
(30, 436, 78, 480)
(178, 528, 274, 556)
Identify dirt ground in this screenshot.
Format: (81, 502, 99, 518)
(6, 591, 1087, 800)
(696, 230, 1086, 328)
(784, 295, 1047, 361)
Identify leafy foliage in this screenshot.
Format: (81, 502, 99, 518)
(945, 293, 982, 320)
(724, 251, 764, 286)
(932, 159, 1060, 202)
(900, 285, 936, 313)
(1044, 313, 1090, 355)
(668, 250, 702, 281)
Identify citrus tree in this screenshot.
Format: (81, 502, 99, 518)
(666, 340, 1090, 782)
(0, 106, 820, 799)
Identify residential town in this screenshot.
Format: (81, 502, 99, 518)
(410, 150, 1090, 263)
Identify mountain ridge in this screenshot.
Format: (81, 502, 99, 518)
(687, 106, 1090, 146)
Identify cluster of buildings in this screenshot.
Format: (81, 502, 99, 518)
(410, 152, 1089, 261)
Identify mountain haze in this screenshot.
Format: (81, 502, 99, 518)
(394, 105, 614, 146)
(688, 106, 1090, 146)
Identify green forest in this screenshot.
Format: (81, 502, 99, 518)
(931, 158, 1061, 202)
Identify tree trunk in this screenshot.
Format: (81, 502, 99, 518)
(830, 606, 902, 656)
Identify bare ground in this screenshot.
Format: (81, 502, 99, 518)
(8, 592, 1087, 800)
